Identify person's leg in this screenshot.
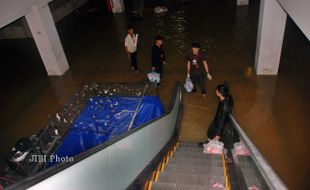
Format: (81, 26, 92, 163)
(131, 51, 138, 70)
(198, 73, 206, 95)
(154, 64, 162, 86)
(190, 74, 197, 93)
(129, 53, 134, 70)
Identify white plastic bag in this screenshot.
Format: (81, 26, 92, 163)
(203, 140, 224, 154)
(147, 72, 160, 83)
(154, 6, 168, 14)
(184, 77, 193, 92)
(233, 141, 250, 156)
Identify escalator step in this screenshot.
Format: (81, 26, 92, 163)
(177, 146, 203, 153)
(157, 171, 226, 187)
(179, 142, 199, 148)
(173, 154, 206, 159)
(236, 156, 255, 168)
(239, 168, 267, 189)
(152, 182, 225, 190)
(173, 151, 219, 159)
(165, 164, 224, 176)
(168, 157, 223, 167)
(173, 153, 222, 160)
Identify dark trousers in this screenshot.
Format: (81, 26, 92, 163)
(130, 52, 138, 70)
(190, 73, 206, 94)
(155, 63, 163, 78)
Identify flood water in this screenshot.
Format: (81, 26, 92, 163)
(0, 0, 309, 189)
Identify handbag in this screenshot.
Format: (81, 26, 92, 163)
(184, 77, 193, 92)
(203, 140, 224, 154)
(147, 72, 160, 83)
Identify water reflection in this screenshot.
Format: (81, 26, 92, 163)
(168, 10, 187, 56)
(112, 13, 128, 45)
(239, 76, 277, 133)
(233, 5, 249, 52)
(48, 71, 77, 106)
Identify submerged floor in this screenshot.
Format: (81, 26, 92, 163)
(0, 0, 310, 189)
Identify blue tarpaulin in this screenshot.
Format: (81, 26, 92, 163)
(50, 96, 164, 163)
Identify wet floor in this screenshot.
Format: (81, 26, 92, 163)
(0, 0, 310, 189)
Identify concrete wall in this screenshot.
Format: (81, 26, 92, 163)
(277, 0, 310, 40)
(0, 0, 87, 39)
(112, 0, 124, 13)
(0, 0, 71, 75)
(0, 18, 32, 39)
(255, 0, 287, 75)
(0, 0, 48, 29)
(49, 0, 88, 22)
(255, 0, 310, 75)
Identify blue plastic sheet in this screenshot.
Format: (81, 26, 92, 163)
(49, 96, 164, 164)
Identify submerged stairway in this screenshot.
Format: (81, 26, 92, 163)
(146, 142, 230, 190)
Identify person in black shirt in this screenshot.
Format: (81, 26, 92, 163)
(187, 43, 212, 97)
(151, 36, 166, 78)
(199, 83, 234, 147)
(207, 84, 233, 141)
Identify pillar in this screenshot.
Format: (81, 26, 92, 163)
(25, 5, 69, 76)
(255, 0, 287, 75)
(237, 0, 249, 6)
(111, 0, 124, 13)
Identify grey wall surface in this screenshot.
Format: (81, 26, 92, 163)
(0, 0, 47, 29)
(0, 0, 87, 39)
(277, 0, 310, 40)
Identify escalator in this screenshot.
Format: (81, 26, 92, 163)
(2, 82, 286, 190)
(142, 120, 286, 190)
(143, 140, 269, 190)
(149, 142, 228, 190)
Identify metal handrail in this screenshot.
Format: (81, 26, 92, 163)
(230, 115, 288, 190)
(127, 83, 149, 131)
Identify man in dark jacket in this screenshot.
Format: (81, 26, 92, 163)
(199, 84, 236, 147)
(151, 36, 166, 78)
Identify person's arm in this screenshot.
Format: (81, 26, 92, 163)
(125, 46, 130, 59)
(151, 46, 156, 70)
(187, 61, 191, 77)
(214, 135, 220, 141)
(162, 48, 166, 63)
(134, 34, 138, 47)
(203, 60, 212, 80)
(125, 36, 130, 59)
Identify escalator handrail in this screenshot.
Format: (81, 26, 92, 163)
(229, 115, 288, 190)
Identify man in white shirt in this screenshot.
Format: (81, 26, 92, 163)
(124, 25, 139, 73)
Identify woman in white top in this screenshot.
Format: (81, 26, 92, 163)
(124, 25, 139, 73)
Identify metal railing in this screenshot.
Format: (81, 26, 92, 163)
(1, 82, 159, 188)
(230, 115, 288, 190)
(5, 83, 181, 190)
